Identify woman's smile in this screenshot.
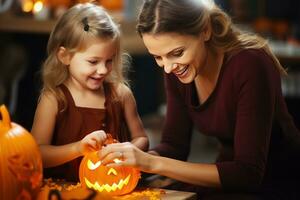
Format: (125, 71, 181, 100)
(174, 64, 189, 78)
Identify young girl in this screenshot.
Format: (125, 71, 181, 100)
(31, 2, 148, 182)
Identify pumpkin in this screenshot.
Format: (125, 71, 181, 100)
(0, 105, 43, 200)
(79, 135, 140, 196)
(99, 0, 123, 11)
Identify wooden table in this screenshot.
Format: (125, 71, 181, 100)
(161, 189, 197, 200)
(38, 188, 197, 200)
(37, 180, 197, 200)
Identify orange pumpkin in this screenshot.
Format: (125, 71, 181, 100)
(0, 105, 43, 200)
(79, 135, 140, 196)
(99, 0, 123, 11)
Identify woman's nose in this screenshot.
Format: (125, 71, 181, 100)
(164, 63, 177, 74)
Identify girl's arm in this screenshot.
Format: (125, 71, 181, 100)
(120, 84, 149, 151)
(31, 92, 106, 168)
(31, 92, 81, 167)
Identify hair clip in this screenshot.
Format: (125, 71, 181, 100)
(82, 17, 89, 32)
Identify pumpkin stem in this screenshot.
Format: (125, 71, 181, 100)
(0, 105, 12, 129)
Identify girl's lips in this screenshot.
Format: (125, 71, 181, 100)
(89, 76, 104, 84)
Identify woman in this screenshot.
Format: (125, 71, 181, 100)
(99, 0, 300, 199)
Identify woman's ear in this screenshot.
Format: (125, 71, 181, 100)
(202, 22, 212, 42)
(57, 46, 70, 65)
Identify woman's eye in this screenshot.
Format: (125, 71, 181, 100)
(153, 56, 161, 60)
(173, 50, 183, 57)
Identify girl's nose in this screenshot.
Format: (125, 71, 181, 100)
(96, 63, 108, 75)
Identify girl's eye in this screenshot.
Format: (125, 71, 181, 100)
(88, 60, 98, 65)
(106, 59, 113, 65)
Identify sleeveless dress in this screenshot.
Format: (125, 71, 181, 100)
(44, 84, 107, 182)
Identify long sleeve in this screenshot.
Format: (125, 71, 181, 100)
(216, 50, 278, 191)
(153, 74, 193, 160)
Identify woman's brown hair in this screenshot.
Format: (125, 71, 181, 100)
(137, 0, 287, 75)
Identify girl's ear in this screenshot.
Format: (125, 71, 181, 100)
(57, 46, 71, 65)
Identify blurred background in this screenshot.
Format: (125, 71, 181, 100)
(1, 0, 300, 164)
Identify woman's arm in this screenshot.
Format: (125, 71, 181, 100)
(216, 50, 278, 190)
(151, 153, 221, 187)
(121, 84, 149, 151)
(99, 75, 221, 188)
(153, 74, 193, 160)
(99, 142, 221, 187)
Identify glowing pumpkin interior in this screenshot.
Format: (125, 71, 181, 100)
(79, 148, 140, 196)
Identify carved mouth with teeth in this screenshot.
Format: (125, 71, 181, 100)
(84, 174, 131, 192)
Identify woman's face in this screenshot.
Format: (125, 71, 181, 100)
(142, 32, 208, 84)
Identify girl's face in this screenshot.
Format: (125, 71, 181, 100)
(65, 37, 117, 91)
(142, 32, 208, 84)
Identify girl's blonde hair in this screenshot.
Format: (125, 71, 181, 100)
(137, 0, 287, 75)
(43, 2, 126, 98)
(42, 2, 130, 140)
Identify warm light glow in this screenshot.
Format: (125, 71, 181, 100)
(87, 160, 101, 170)
(107, 168, 117, 176)
(85, 175, 131, 192)
(113, 158, 122, 164)
(22, 0, 33, 12)
(33, 1, 43, 13)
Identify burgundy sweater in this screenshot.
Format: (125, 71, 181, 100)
(154, 49, 300, 191)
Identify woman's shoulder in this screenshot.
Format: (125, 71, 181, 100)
(226, 49, 270, 66)
(225, 49, 278, 77)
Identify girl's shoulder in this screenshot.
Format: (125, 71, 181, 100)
(40, 90, 58, 105)
(38, 90, 59, 114)
(114, 83, 134, 103)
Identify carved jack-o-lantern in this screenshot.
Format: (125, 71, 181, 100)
(0, 105, 43, 200)
(79, 136, 140, 196)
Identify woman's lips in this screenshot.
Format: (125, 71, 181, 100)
(174, 65, 189, 77)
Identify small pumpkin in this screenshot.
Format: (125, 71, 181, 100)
(79, 135, 140, 196)
(0, 105, 43, 200)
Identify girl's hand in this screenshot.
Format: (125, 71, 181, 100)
(98, 142, 153, 172)
(79, 130, 107, 155)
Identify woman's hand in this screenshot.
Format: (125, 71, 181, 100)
(98, 142, 153, 172)
(78, 130, 107, 155)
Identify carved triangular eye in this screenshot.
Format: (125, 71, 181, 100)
(87, 160, 101, 170)
(113, 158, 122, 164)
